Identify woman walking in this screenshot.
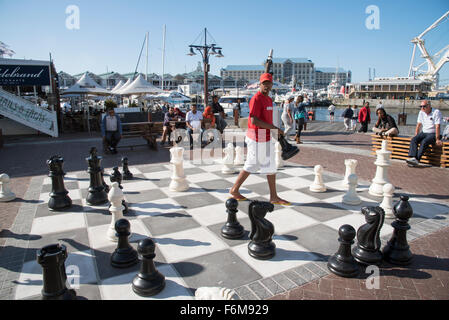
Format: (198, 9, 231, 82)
(281, 96, 294, 139)
(294, 95, 306, 144)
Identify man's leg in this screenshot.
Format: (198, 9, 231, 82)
(266, 174, 289, 205)
(408, 132, 424, 159)
(187, 128, 193, 148)
(229, 170, 251, 200)
(385, 127, 398, 137)
(417, 133, 436, 161)
(105, 131, 113, 150)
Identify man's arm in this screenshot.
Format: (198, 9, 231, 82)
(250, 116, 284, 136)
(414, 123, 422, 136)
(436, 124, 442, 146)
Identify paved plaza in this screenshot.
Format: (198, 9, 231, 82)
(0, 121, 448, 300)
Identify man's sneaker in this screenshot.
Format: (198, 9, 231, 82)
(406, 157, 419, 166)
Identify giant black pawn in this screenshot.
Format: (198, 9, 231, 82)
(352, 206, 385, 265)
(221, 198, 245, 239)
(248, 201, 276, 260)
(37, 244, 77, 300)
(47, 156, 72, 211)
(86, 147, 108, 205)
(382, 195, 414, 266)
(278, 135, 299, 161)
(110, 166, 123, 189)
(327, 225, 360, 278)
(122, 157, 133, 180)
(132, 238, 165, 297)
(111, 219, 139, 268)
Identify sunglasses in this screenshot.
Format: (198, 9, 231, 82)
(421, 105, 429, 108)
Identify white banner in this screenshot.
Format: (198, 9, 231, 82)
(0, 88, 58, 137)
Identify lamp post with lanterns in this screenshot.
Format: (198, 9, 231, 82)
(187, 28, 223, 107)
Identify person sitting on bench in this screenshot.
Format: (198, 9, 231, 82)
(406, 100, 443, 167)
(161, 106, 177, 146)
(372, 107, 399, 137)
(101, 107, 122, 154)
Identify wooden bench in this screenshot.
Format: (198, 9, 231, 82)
(104, 121, 164, 152)
(371, 134, 449, 168)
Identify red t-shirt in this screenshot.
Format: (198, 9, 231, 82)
(247, 91, 273, 142)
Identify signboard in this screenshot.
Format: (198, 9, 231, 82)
(0, 88, 58, 137)
(0, 64, 50, 86)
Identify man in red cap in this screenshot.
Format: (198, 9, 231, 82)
(229, 73, 291, 205)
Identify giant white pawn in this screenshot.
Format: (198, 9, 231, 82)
(275, 141, 284, 168)
(369, 140, 391, 197)
(310, 165, 326, 192)
(222, 143, 236, 174)
(342, 159, 358, 187)
(0, 174, 16, 202)
(342, 174, 362, 205)
(380, 183, 395, 219)
(234, 146, 245, 166)
(169, 147, 189, 192)
(107, 182, 125, 242)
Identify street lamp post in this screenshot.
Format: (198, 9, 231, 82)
(187, 28, 223, 107)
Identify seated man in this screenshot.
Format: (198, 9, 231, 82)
(372, 107, 399, 137)
(211, 95, 227, 133)
(161, 106, 177, 146)
(101, 107, 122, 154)
(185, 104, 203, 149)
(406, 100, 443, 167)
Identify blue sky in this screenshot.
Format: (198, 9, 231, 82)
(1, 0, 448, 84)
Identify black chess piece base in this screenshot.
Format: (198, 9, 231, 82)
(327, 256, 359, 278)
(248, 241, 276, 260)
(132, 271, 166, 297)
(111, 248, 138, 268)
(48, 194, 72, 211)
(221, 223, 245, 239)
(279, 135, 299, 160)
(352, 247, 383, 265)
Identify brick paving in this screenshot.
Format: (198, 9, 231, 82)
(269, 226, 449, 300)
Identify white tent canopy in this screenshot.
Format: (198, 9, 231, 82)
(118, 74, 164, 95)
(110, 80, 124, 94)
(115, 78, 132, 95)
(61, 72, 110, 96)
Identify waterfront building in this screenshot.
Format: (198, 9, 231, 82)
(315, 67, 352, 90)
(272, 58, 314, 88)
(220, 65, 265, 82)
(346, 77, 432, 99)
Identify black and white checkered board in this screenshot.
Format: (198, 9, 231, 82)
(13, 160, 449, 300)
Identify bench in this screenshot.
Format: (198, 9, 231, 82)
(104, 121, 164, 152)
(371, 134, 449, 168)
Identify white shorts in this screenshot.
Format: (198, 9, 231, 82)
(243, 136, 277, 175)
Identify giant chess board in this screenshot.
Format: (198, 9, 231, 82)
(13, 160, 449, 300)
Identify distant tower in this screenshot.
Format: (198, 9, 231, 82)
(369, 68, 371, 81)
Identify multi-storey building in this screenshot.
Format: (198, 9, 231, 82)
(315, 67, 352, 89)
(271, 58, 315, 88)
(220, 65, 265, 82)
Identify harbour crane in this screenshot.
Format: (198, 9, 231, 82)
(408, 10, 449, 89)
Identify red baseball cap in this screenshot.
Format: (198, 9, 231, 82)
(259, 73, 273, 83)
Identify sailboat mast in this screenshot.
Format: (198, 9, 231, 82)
(146, 31, 149, 80)
(162, 24, 166, 90)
